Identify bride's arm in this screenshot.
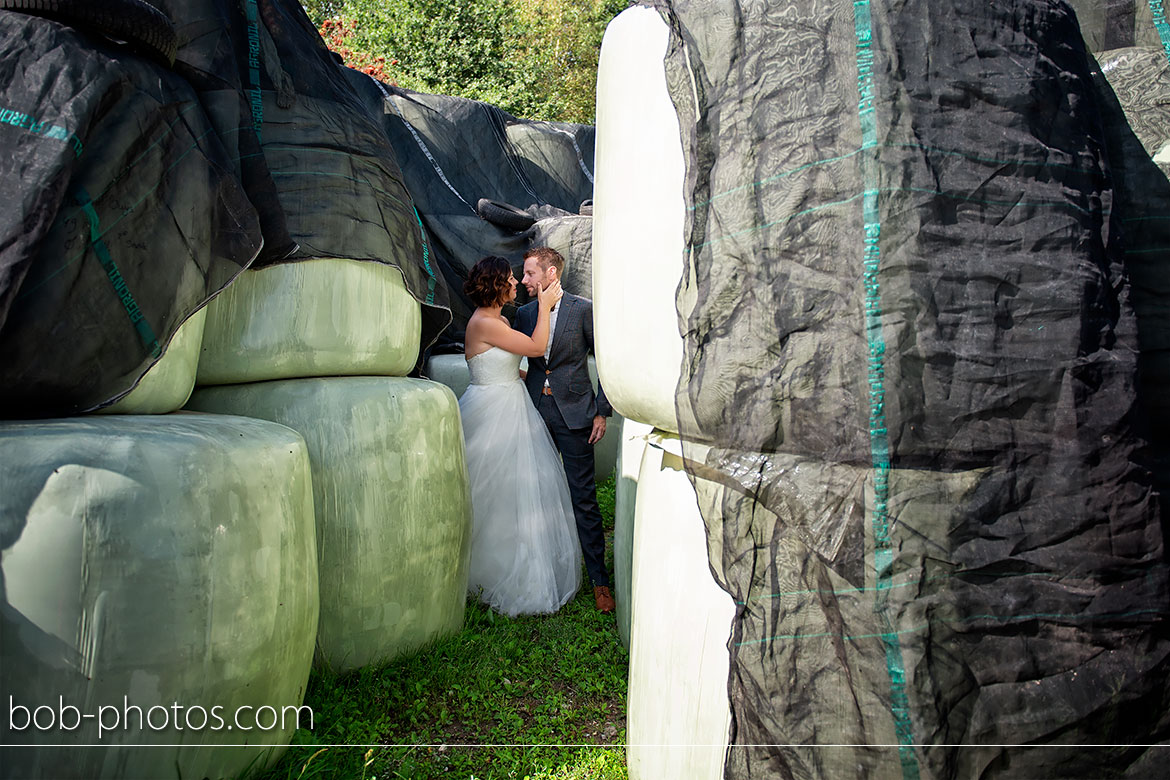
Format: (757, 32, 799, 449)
(478, 309, 551, 358)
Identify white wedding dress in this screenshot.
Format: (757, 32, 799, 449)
(459, 346, 582, 616)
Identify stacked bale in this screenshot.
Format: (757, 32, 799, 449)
(147, 0, 473, 674)
(1, 6, 321, 778)
(0, 415, 319, 779)
(594, 6, 687, 436)
(190, 260, 472, 674)
(613, 417, 653, 649)
(98, 309, 209, 415)
(595, 6, 731, 762)
(597, 2, 1170, 779)
(626, 433, 734, 780)
(0, 9, 260, 418)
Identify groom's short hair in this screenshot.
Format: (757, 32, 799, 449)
(524, 246, 564, 279)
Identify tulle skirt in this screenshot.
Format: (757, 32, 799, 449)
(459, 378, 582, 616)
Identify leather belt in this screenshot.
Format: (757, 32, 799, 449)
(541, 386, 554, 396)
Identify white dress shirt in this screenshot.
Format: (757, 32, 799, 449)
(543, 303, 559, 388)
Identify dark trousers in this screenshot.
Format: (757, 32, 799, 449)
(536, 392, 610, 589)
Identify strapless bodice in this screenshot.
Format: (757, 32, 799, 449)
(467, 346, 522, 385)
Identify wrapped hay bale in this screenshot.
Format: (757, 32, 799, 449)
(196, 259, 422, 385)
(614, 417, 653, 649)
(187, 376, 471, 672)
(0, 10, 260, 418)
(98, 308, 208, 415)
(627, 432, 734, 780)
(607, 1, 1170, 776)
(0, 414, 318, 779)
(593, 5, 687, 434)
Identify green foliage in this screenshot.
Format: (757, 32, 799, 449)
(303, 0, 628, 123)
(254, 476, 627, 779)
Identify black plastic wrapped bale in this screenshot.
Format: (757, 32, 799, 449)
(344, 69, 596, 348)
(154, 0, 452, 364)
(619, 0, 1170, 777)
(0, 10, 260, 417)
(1091, 42, 1170, 459)
(529, 214, 594, 299)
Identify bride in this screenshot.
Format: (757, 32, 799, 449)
(458, 255, 582, 616)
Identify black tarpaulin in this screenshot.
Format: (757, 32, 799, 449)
(0, 10, 260, 416)
(0, 0, 457, 414)
(157, 0, 451, 362)
(343, 69, 595, 350)
(644, 0, 1170, 776)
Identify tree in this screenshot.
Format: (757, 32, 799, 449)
(302, 0, 627, 124)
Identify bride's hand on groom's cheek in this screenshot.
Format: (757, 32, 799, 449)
(539, 280, 563, 308)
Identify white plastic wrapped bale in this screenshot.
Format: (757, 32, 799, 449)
(96, 308, 208, 415)
(628, 431, 734, 780)
(530, 214, 593, 299)
(426, 352, 621, 480)
(425, 353, 473, 400)
(196, 258, 422, 385)
(593, 6, 687, 433)
(0, 414, 318, 780)
(615, 418, 653, 650)
(186, 377, 472, 673)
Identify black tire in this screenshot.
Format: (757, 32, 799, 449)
(0, 0, 178, 67)
(476, 198, 536, 232)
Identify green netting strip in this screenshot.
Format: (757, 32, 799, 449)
(243, 0, 264, 143)
(0, 105, 83, 157)
(74, 186, 160, 359)
(1149, 1, 1170, 65)
(18, 125, 223, 302)
(412, 206, 436, 305)
(853, 2, 919, 777)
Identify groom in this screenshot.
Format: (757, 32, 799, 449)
(515, 247, 616, 614)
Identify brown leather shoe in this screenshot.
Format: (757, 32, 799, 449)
(593, 586, 615, 614)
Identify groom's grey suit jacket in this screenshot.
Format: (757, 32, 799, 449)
(515, 292, 612, 429)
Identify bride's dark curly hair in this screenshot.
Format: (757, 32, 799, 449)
(464, 255, 515, 307)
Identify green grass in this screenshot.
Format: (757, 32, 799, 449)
(256, 476, 628, 780)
